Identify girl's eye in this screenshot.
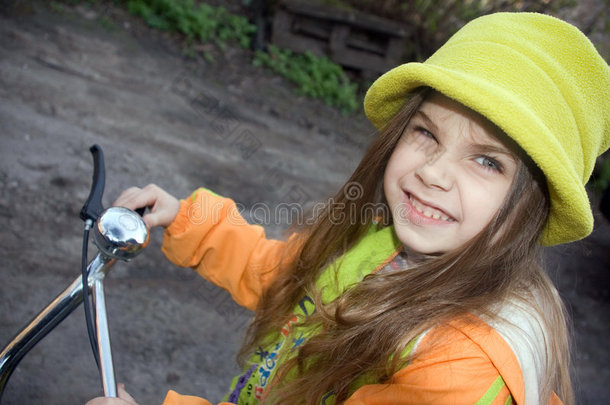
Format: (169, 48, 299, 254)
(474, 156, 503, 172)
(417, 127, 436, 141)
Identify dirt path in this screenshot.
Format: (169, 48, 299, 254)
(0, 1, 608, 404)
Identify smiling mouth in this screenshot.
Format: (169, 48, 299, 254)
(408, 193, 455, 222)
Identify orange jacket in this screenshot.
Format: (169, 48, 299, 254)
(160, 189, 561, 405)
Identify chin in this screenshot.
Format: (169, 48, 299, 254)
(393, 227, 453, 256)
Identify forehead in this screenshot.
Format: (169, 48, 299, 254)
(417, 92, 507, 147)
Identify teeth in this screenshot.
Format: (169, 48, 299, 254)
(409, 195, 451, 221)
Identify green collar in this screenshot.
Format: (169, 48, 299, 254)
(316, 225, 402, 304)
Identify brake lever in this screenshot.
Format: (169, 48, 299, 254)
(80, 144, 105, 222)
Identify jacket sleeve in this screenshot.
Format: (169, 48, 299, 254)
(345, 318, 522, 405)
(162, 390, 214, 405)
(344, 315, 563, 405)
(163, 390, 239, 405)
(161, 188, 289, 311)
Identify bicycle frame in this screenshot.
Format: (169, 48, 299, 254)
(0, 146, 149, 402)
(0, 253, 118, 399)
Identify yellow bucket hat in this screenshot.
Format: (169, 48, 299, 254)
(365, 12, 610, 246)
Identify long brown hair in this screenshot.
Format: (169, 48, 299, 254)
(239, 88, 573, 404)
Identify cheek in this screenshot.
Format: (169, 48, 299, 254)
(383, 152, 401, 191)
(462, 183, 510, 231)
(384, 146, 415, 183)
(382, 165, 396, 207)
(383, 154, 412, 205)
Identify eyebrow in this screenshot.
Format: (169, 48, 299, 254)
(412, 110, 440, 134)
(415, 110, 516, 161)
(469, 144, 517, 161)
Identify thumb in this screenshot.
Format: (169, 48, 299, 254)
(141, 211, 164, 229)
(141, 199, 180, 229)
(117, 383, 138, 404)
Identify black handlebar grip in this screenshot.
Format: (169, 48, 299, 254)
(80, 144, 106, 221)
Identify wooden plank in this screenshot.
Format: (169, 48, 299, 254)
(346, 29, 388, 56)
(329, 24, 349, 54)
(279, 0, 407, 37)
(292, 14, 333, 40)
(332, 45, 395, 72)
(271, 1, 408, 74)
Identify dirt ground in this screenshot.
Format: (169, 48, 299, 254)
(0, 1, 608, 404)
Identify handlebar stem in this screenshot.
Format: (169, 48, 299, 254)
(0, 253, 116, 400)
(92, 277, 117, 397)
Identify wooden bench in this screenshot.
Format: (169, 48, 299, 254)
(271, 0, 408, 77)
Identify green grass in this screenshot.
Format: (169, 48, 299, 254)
(50, 1, 65, 12)
(126, 0, 256, 49)
(254, 45, 359, 114)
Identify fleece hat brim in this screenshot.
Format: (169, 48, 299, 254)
(365, 12, 610, 246)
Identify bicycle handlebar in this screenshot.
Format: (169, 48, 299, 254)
(0, 253, 115, 399)
(0, 145, 149, 402)
(80, 144, 106, 222)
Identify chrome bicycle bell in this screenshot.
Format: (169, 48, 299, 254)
(93, 207, 150, 261)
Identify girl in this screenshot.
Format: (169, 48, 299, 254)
(88, 12, 610, 405)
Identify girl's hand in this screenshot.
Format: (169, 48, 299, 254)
(86, 384, 138, 405)
(113, 184, 180, 229)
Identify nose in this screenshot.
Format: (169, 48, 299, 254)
(414, 150, 453, 191)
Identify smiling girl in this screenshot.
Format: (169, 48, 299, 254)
(89, 12, 609, 405)
(384, 91, 520, 254)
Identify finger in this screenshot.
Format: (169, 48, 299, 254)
(118, 383, 138, 404)
(142, 202, 174, 228)
(141, 212, 158, 229)
(141, 210, 170, 229)
(85, 399, 135, 405)
(114, 185, 158, 211)
(112, 187, 142, 207)
(86, 399, 112, 405)
(85, 398, 119, 405)
(141, 186, 180, 228)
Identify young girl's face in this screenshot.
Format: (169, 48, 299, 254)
(384, 92, 518, 255)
